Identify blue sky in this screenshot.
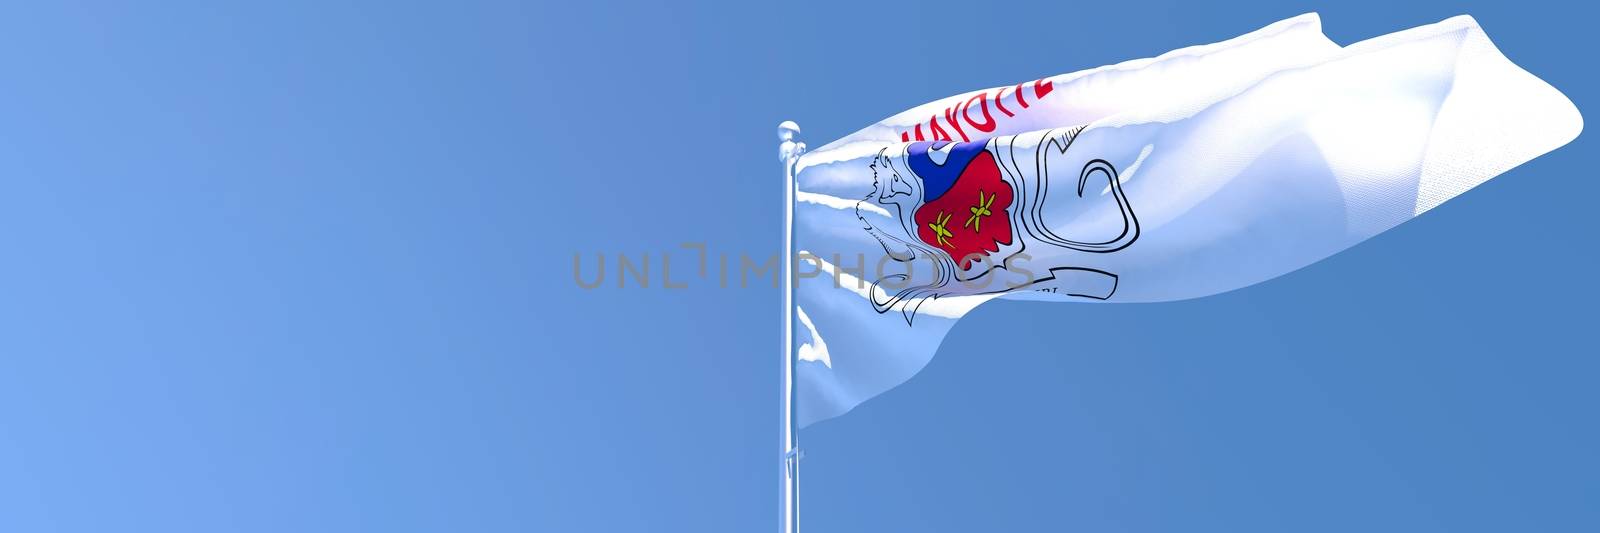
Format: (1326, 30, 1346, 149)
(0, 1, 1594, 531)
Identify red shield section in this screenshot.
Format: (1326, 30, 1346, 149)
(913, 151, 1014, 268)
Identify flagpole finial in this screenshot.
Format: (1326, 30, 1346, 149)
(779, 121, 806, 164)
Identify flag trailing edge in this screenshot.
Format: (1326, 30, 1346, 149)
(790, 13, 1581, 427)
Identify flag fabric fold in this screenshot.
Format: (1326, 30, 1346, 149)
(791, 13, 1581, 427)
(818, 13, 1340, 149)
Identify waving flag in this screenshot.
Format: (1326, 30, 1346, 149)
(788, 14, 1581, 427)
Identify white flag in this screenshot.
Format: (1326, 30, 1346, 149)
(791, 14, 1581, 426)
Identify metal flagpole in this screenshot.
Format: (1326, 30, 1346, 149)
(778, 121, 805, 533)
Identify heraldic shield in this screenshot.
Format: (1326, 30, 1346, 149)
(858, 126, 1140, 322)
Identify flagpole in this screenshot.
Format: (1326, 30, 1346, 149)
(778, 120, 805, 533)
